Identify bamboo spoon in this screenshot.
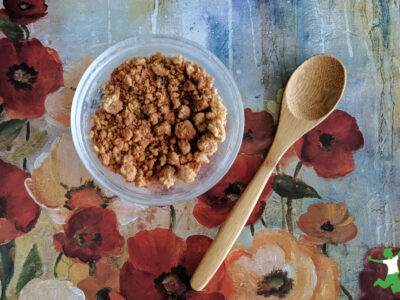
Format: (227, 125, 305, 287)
(190, 54, 346, 291)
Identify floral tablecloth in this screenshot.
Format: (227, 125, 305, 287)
(0, 0, 399, 299)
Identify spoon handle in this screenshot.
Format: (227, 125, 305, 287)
(190, 141, 285, 291)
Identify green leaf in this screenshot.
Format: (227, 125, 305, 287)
(0, 241, 15, 300)
(0, 119, 26, 151)
(2, 129, 48, 164)
(16, 244, 42, 294)
(272, 174, 321, 199)
(0, 16, 24, 41)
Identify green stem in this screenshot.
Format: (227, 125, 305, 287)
(25, 121, 30, 141)
(322, 244, 353, 300)
(340, 283, 353, 300)
(280, 197, 286, 230)
(54, 253, 63, 278)
(0, 241, 15, 300)
(109, 256, 120, 269)
(89, 261, 96, 276)
(275, 164, 281, 174)
(322, 243, 327, 255)
(293, 161, 303, 179)
(260, 217, 267, 228)
(250, 224, 255, 236)
(169, 205, 176, 231)
(22, 158, 27, 171)
(0, 284, 4, 300)
(284, 162, 303, 235)
(22, 121, 30, 171)
(286, 198, 293, 234)
(21, 25, 30, 39)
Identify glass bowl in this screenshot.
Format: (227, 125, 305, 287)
(71, 34, 244, 206)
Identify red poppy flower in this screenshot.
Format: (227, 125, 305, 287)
(0, 38, 63, 119)
(53, 207, 123, 263)
(240, 108, 275, 155)
(120, 228, 232, 300)
(359, 248, 400, 299)
(194, 154, 274, 228)
(1, 0, 47, 25)
(295, 110, 364, 178)
(0, 159, 40, 244)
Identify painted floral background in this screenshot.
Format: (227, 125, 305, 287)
(0, 0, 399, 299)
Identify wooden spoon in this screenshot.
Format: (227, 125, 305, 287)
(190, 54, 346, 291)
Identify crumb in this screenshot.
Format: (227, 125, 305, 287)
(90, 53, 227, 188)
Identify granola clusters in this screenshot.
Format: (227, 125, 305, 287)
(90, 53, 227, 188)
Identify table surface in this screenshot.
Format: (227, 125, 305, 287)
(0, 0, 399, 299)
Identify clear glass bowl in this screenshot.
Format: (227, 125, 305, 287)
(71, 35, 244, 206)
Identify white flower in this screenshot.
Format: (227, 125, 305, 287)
(19, 279, 85, 300)
(25, 134, 145, 227)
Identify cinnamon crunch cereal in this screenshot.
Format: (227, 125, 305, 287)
(90, 53, 227, 188)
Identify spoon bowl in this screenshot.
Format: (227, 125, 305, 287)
(190, 54, 346, 291)
(286, 54, 346, 121)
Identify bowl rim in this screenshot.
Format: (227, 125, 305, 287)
(71, 34, 244, 206)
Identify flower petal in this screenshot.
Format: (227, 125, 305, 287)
(193, 198, 235, 228)
(0, 160, 40, 244)
(296, 110, 364, 178)
(55, 207, 123, 263)
(240, 108, 275, 155)
(338, 215, 355, 227)
(19, 279, 85, 300)
(328, 223, 358, 244)
(0, 218, 24, 244)
(194, 154, 272, 228)
(297, 202, 357, 245)
(46, 56, 93, 127)
(312, 148, 356, 178)
(0, 38, 63, 119)
(187, 292, 226, 300)
(225, 250, 264, 300)
(0, 160, 40, 231)
(107, 198, 145, 226)
(225, 229, 340, 300)
(120, 261, 161, 300)
(318, 110, 364, 151)
(26, 135, 91, 208)
(78, 261, 120, 300)
(184, 235, 213, 275)
(3, 0, 48, 25)
(127, 228, 186, 274)
(184, 235, 231, 294)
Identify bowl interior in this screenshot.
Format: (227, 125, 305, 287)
(71, 35, 244, 206)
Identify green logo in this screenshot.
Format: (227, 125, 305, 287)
(368, 248, 400, 294)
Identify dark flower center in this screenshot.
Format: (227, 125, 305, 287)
(224, 182, 246, 201)
(7, 63, 38, 91)
(154, 266, 191, 298)
(319, 133, 336, 151)
(0, 197, 6, 218)
(257, 270, 294, 298)
(243, 129, 254, 141)
(63, 180, 115, 210)
(18, 2, 33, 10)
(96, 287, 112, 300)
(74, 230, 102, 247)
(320, 221, 335, 232)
